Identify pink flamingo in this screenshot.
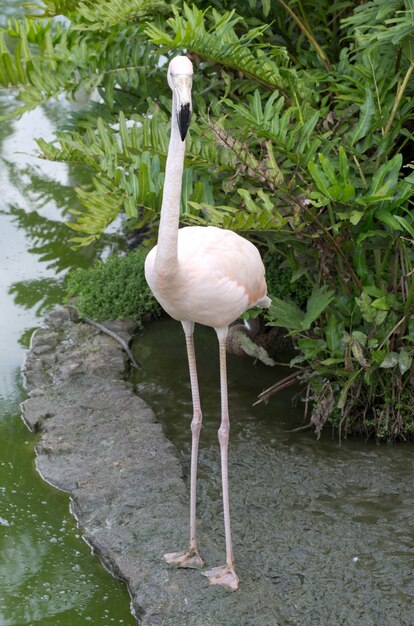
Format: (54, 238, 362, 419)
(145, 56, 271, 591)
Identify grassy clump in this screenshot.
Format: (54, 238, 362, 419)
(264, 252, 311, 309)
(66, 248, 161, 323)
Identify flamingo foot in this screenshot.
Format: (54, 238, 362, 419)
(164, 547, 205, 569)
(201, 563, 239, 591)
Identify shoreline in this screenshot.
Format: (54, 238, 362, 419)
(20, 306, 195, 625)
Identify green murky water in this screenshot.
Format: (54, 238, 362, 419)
(0, 3, 136, 624)
(2, 3, 414, 625)
(132, 320, 414, 625)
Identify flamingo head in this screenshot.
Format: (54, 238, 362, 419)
(167, 56, 193, 141)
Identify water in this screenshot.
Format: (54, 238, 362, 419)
(0, 5, 136, 622)
(132, 320, 414, 625)
(2, 2, 414, 623)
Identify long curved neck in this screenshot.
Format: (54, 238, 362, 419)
(154, 95, 185, 273)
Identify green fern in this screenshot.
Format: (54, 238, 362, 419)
(223, 89, 325, 167)
(36, 109, 219, 244)
(69, 178, 123, 247)
(0, 19, 73, 116)
(0, 16, 165, 117)
(342, 0, 411, 52)
(76, 0, 169, 30)
(145, 3, 290, 91)
(24, 0, 80, 17)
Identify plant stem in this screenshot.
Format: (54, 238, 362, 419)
(378, 316, 407, 351)
(374, 249, 382, 285)
(275, 0, 332, 72)
(403, 273, 414, 317)
(383, 61, 414, 139)
(289, 194, 363, 293)
(83, 317, 139, 368)
(206, 118, 361, 292)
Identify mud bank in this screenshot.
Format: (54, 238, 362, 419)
(21, 307, 414, 626)
(21, 307, 281, 626)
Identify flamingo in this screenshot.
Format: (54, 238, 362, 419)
(144, 55, 271, 592)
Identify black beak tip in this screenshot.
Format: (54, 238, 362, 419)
(178, 103, 192, 141)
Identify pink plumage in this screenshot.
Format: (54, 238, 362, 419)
(145, 56, 270, 591)
(145, 224, 270, 329)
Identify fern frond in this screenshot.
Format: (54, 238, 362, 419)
(0, 18, 73, 116)
(37, 110, 217, 243)
(0, 16, 162, 117)
(185, 185, 290, 232)
(75, 0, 169, 30)
(70, 177, 123, 246)
(342, 0, 413, 54)
(223, 90, 324, 167)
(145, 3, 290, 91)
(24, 0, 80, 17)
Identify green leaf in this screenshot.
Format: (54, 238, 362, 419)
(376, 209, 403, 231)
(318, 153, 337, 185)
(302, 285, 335, 330)
(393, 214, 414, 238)
(351, 331, 367, 346)
(320, 357, 344, 366)
(267, 297, 304, 332)
(402, 33, 414, 62)
(380, 352, 399, 368)
(356, 291, 376, 323)
(350, 210, 364, 225)
(350, 86, 374, 146)
(237, 188, 258, 213)
(398, 350, 412, 374)
(308, 161, 331, 197)
(262, 0, 271, 17)
(296, 337, 326, 358)
(371, 296, 390, 311)
(338, 146, 349, 182)
(342, 184, 355, 201)
(368, 154, 402, 197)
(326, 314, 344, 356)
(363, 285, 385, 298)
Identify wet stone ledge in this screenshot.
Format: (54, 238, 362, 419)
(21, 306, 278, 626)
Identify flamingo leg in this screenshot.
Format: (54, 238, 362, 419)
(202, 327, 239, 591)
(164, 321, 205, 569)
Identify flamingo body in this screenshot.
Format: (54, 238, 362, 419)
(144, 56, 270, 591)
(145, 225, 270, 329)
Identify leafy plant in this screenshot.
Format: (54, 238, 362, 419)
(2, 0, 414, 439)
(66, 248, 162, 322)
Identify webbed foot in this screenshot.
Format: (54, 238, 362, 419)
(201, 563, 239, 591)
(164, 547, 205, 569)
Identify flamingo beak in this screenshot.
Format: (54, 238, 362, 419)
(173, 75, 193, 141)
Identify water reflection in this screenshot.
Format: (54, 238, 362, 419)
(0, 27, 135, 625)
(0, 101, 125, 349)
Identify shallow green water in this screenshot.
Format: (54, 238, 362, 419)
(132, 320, 414, 625)
(0, 5, 136, 622)
(2, 3, 414, 625)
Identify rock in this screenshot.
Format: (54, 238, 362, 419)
(21, 308, 204, 624)
(22, 306, 294, 626)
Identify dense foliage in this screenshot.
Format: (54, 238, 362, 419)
(66, 248, 162, 322)
(1, 0, 414, 439)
